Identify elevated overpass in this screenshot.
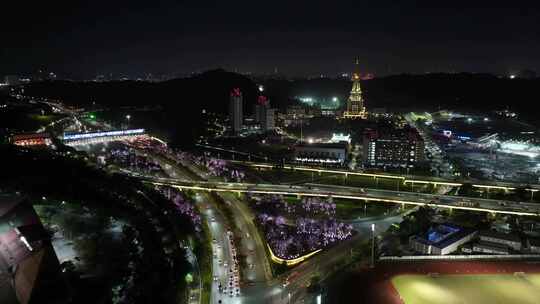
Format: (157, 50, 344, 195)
(135, 175, 540, 217)
(230, 160, 540, 194)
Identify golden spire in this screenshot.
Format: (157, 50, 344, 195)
(353, 58, 360, 80)
(343, 57, 367, 119)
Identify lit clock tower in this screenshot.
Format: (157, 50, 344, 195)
(344, 59, 367, 119)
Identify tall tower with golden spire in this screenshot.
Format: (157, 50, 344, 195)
(344, 59, 367, 119)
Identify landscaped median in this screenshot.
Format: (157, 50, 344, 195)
(267, 244, 322, 266)
(247, 194, 355, 270)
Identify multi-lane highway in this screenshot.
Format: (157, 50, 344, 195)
(198, 192, 242, 304)
(149, 154, 273, 304)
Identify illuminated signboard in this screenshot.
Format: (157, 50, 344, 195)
(63, 129, 145, 140)
(330, 133, 351, 143)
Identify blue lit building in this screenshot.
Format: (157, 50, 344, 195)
(409, 224, 477, 255)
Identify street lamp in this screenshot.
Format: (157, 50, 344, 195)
(370, 223, 376, 268)
(126, 114, 131, 129)
(288, 292, 291, 304)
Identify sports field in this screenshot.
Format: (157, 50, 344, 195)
(392, 273, 540, 304)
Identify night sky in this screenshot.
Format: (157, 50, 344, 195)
(2, 0, 540, 78)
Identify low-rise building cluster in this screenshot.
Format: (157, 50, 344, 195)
(409, 224, 540, 256)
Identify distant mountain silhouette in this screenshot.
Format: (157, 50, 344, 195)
(23, 69, 258, 147)
(25, 69, 258, 113)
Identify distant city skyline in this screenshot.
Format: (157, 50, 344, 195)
(2, 65, 536, 83)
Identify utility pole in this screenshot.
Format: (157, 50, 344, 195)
(300, 119, 303, 143)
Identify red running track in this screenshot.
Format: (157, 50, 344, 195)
(330, 260, 540, 304)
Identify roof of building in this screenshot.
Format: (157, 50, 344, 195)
(295, 142, 348, 150)
(474, 240, 511, 252)
(0, 194, 66, 304)
(364, 127, 423, 142)
(412, 224, 475, 250)
(10, 133, 50, 141)
(528, 238, 540, 247)
(479, 230, 521, 243)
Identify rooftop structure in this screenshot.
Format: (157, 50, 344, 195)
(409, 224, 477, 255)
(472, 241, 510, 255)
(10, 133, 52, 147)
(0, 194, 66, 304)
(294, 142, 348, 166)
(528, 239, 540, 254)
(329, 133, 351, 144)
(478, 230, 522, 251)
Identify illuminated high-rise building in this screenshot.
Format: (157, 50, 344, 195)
(229, 88, 243, 134)
(343, 59, 367, 119)
(255, 95, 275, 132)
(362, 127, 425, 168)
